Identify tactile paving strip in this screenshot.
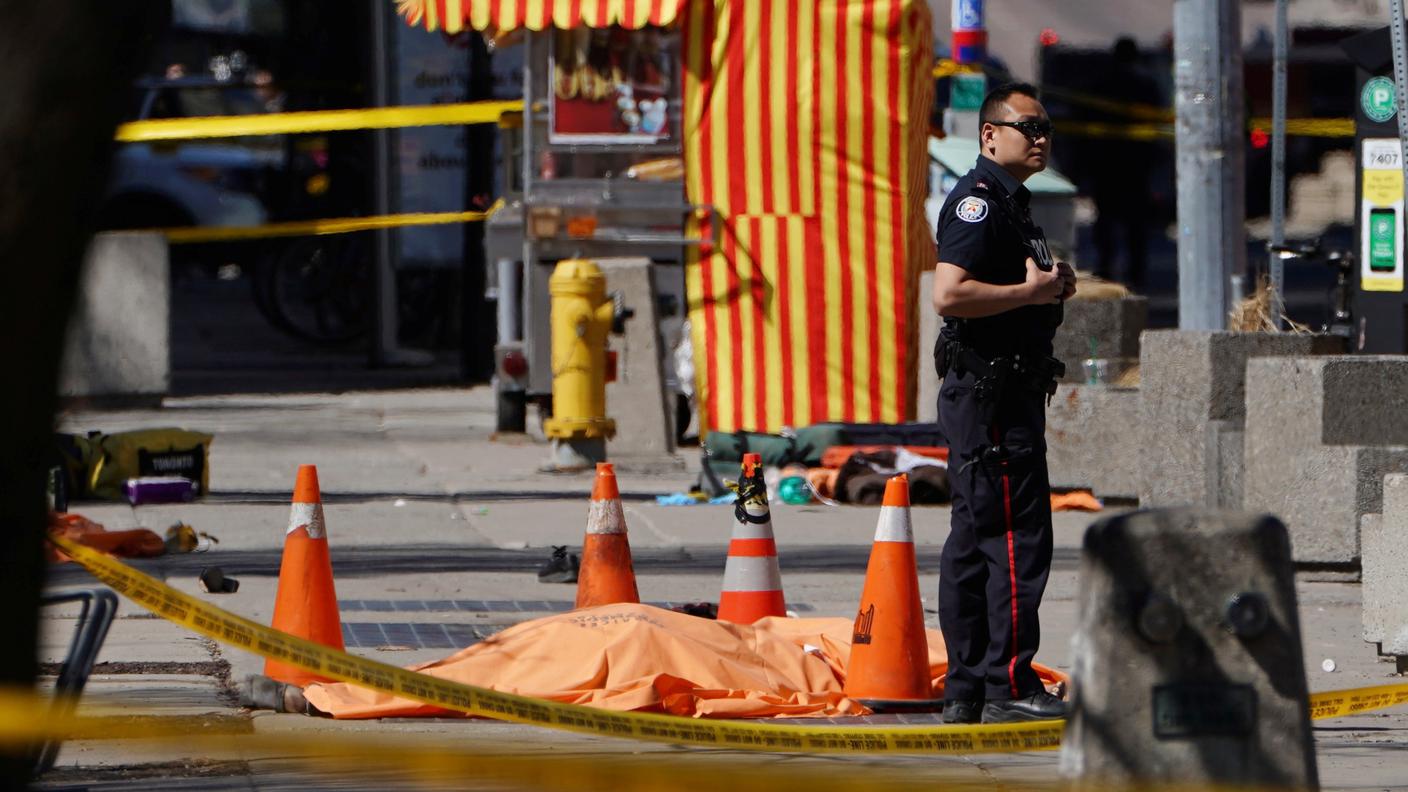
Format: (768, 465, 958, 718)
(341, 622, 505, 650)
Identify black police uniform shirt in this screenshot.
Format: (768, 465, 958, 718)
(935, 155, 1061, 358)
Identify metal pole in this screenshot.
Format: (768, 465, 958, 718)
(1268, 0, 1289, 329)
(1389, 0, 1408, 209)
(496, 257, 519, 345)
(1174, 0, 1246, 331)
(369, 0, 399, 365)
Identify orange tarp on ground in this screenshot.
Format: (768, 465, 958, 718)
(304, 603, 1067, 719)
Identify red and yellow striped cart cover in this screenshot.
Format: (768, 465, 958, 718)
(397, 0, 935, 434)
(683, 1, 932, 433)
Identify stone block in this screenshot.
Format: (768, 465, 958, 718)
(1138, 331, 1342, 508)
(916, 270, 940, 423)
(599, 258, 676, 461)
(1061, 508, 1317, 788)
(1202, 419, 1245, 510)
(1052, 296, 1146, 381)
(60, 232, 169, 398)
(1362, 475, 1408, 653)
(1360, 511, 1388, 645)
(1045, 384, 1140, 499)
(1244, 356, 1408, 564)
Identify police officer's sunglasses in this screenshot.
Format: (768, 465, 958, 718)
(990, 119, 1054, 140)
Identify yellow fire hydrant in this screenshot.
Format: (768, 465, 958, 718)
(542, 259, 617, 456)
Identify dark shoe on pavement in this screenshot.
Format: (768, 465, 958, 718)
(981, 691, 1066, 723)
(537, 545, 579, 583)
(942, 699, 983, 724)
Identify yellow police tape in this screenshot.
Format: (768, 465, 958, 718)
(48, 534, 1063, 755)
(930, 59, 1355, 138)
(45, 534, 1408, 755)
(1251, 117, 1357, 139)
(0, 692, 1047, 792)
(1308, 682, 1408, 720)
(1057, 117, 1355, 142)
(163, 200, 504, 244)
(115, 100, 525, 142)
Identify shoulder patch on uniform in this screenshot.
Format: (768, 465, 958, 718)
(955, 196, 989, 223)
(973, 180, 989, 190)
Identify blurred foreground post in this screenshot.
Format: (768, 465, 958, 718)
(0, 1, 160, 784)
(1061, 509, 1317, 789)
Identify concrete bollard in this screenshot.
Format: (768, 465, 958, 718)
(916, 271, 940, 423)
(1138, 331, 1342, 510)
(1044, 384, 1141, 499)
(598, 258, 678, 463)
(1362, 474, 1408, 672)
(1243, 356, 1408, 565)
(1061, 508, 1318, 789)
(60, 232, 170, 399)
(1051, 295, 1147, 382)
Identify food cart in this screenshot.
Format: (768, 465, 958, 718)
(399, 0, 935, 437)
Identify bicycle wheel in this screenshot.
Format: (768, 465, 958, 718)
(262, 235, 370, 345)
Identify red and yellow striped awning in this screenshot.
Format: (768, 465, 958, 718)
(683, 0, 934, 433)
(395, 0, 689, 31)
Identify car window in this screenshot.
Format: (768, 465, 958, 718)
(146, 86, 269, 119)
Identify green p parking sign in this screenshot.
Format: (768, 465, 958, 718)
(1363, 76, 1397, 124)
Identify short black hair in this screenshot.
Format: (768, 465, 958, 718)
(979, 82, 1041, 127)
(1113, 36, 1138, 64)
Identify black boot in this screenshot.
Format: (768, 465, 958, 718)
(981, 691, 1066, 723)
(942, 699, 983, 724)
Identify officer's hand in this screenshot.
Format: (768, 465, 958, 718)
(1024, 257, 1064, 305)
(1056, 261, 1077, 300)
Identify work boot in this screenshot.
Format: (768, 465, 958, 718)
(981, 691, 1066, 723)
(239, 674, 311, 714)
(941, 699, 982, 724)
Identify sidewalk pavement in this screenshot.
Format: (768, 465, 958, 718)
(35, 386, 1408, 790)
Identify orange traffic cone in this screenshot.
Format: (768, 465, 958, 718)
(843, 474, 941, 711)
(264, 465, 344, 687)
(717, 453, 786, 623)
(575, 463, 640, 608)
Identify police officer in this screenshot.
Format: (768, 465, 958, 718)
(931, 82, 1075, 724)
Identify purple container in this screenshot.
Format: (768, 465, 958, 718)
(123, 476, 197, 505)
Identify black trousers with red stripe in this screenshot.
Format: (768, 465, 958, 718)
(936, 367, 1053, 703)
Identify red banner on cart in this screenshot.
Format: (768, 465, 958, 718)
(397, 0, 689, 32)
(682, 0, 934, 434)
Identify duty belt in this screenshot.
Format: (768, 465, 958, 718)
(937, 340, 1065, 476)
(938, 339, 1065, 401)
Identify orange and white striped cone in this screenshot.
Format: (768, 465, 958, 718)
(265, 465, 345, 687)
(575, 462, 640, 609)
(717, 453, 786, 624)
(843, 474, 942, 712)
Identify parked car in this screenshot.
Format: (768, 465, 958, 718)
(101, 76, 283, 237)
